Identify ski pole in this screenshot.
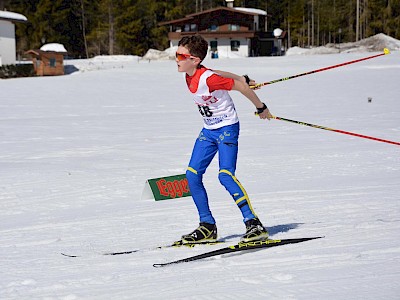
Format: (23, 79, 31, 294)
(272, 115, 400, 146)
(251, 48, 390, 89)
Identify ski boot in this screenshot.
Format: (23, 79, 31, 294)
(241, 218, 268, 242)
(181, 222, 217, 244)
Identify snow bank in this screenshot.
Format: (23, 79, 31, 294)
(142, 49, 174, 61)
(91, 55, 140, 62)
(64, 55, 140, 74)
(286, 46, 338, 56)
(287, 33, 400, 56)
(342, 33, 400, 52)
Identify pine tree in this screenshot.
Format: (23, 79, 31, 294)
(5, 0, 400, 58)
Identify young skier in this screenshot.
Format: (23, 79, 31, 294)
(176, 35, 272, 243)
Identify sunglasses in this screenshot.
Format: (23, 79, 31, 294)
(175, 52, 197, 61)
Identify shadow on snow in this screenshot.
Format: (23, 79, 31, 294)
(221, 223, 303, 241)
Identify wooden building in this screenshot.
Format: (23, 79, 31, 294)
(159, 2, 284, 57)
(25, 44, 67, 76)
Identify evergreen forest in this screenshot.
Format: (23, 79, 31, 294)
(2, 0, 399, 58)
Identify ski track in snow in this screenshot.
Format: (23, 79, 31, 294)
(1, 50, 399, 299)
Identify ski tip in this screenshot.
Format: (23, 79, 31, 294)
(305, 236, 324, 240)
(103, 249, 140, 255)
(383, 48, 390, 55)
(61, 253, 79, 258)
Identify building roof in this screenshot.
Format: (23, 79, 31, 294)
(159, 6, 267, 26)
(186, 6, 266, 17)
(234, 7, 267, 16)
(0, 10, 27, 23)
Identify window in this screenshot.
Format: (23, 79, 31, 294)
(185, 24, 198, 32)
(229, 24, 240, 31)
(49, 58, 56, 67)
(209, 24, 219, 32)
(230, 40, 240, 51)
(210, 40, 218, 51)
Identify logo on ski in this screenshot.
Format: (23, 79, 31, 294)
(153, 237, 323, 267)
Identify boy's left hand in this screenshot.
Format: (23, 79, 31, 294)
(242, 75, 261, 90)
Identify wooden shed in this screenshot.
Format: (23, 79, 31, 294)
(25, 44, 67, 76)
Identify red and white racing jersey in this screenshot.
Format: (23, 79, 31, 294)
(186, 67, 239, 129)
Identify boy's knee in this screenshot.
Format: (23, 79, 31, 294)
(218, 169, 234, 187)
(186, 168, 201, 184)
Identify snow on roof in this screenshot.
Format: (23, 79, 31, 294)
(0, 10, 27, 22)
(40, 43, 68, 53)
(234, 7, 267, 16)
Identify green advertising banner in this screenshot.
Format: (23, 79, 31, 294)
(146, 174, 191, 201)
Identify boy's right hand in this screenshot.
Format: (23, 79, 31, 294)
(258, 108, 272, 120)
(255, 103, 272, 120)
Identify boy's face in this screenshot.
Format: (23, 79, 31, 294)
(176, 45, 200, 75)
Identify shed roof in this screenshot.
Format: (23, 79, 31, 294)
(40, 43, 68, 53)
(25, 49, 66, 56)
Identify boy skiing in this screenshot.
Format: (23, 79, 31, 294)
(176, 35, 272, 243)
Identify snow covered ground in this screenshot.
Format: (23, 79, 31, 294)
(1, 38, 399, 299)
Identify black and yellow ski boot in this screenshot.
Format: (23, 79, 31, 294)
(181, 222, 217, 244)
(241, 218, 268, 242)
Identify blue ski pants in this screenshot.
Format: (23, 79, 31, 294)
(186, 122, 257, 224)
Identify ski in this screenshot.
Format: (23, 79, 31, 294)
(153, 236, 323, 267)
(61, 239, 225, 257)
(103, 239, 225, 256)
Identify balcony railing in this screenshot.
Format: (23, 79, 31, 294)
(168, 31, 256, 40)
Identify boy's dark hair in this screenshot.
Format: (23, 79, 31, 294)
(178, 35, 208, 61)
